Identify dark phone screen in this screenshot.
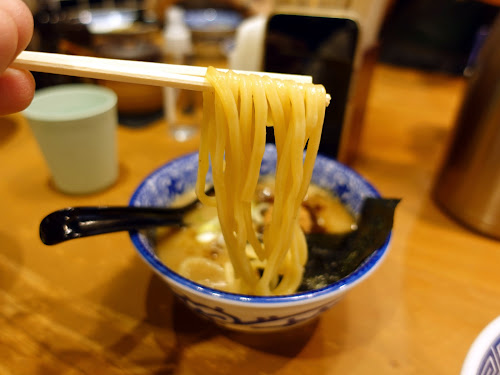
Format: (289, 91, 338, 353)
(263, 14, 358, 159)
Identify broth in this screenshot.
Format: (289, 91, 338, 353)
(156, 178, 356, 293)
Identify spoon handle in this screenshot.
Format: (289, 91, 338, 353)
(39, 206, 189, 246)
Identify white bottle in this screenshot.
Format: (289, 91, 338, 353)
(163, 6, 198, 141)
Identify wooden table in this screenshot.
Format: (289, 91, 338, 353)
(1, 64, 499, 374)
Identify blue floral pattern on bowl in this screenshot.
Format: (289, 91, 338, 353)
(129, 145, 390, 331)
(477, 334, 500, 375)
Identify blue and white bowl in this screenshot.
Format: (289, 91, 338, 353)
(129, 145, 391, 332)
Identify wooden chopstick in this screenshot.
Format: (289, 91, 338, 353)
(13, 51, 331, 106)
(12, 51, 315, 84)
(13, 51, 209, 90)
(12, 51, 311, 88)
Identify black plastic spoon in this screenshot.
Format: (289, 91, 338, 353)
(39, 189, 213, 245)
(39, 204, 198, 246)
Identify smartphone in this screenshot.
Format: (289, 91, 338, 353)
(263, 13, 359, 159)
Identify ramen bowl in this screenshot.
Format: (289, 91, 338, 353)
(129, 145, 391, 332)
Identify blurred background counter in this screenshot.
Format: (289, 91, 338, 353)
(20, 0, 499, 159)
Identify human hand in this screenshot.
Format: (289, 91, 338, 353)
(0, 0, 35, 115)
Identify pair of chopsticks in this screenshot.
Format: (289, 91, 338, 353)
(12, 51, 330, 106)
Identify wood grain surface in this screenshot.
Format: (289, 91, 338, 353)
(1, 64, 499, 375)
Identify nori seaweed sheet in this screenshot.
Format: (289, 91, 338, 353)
(298, 198, 400, 291)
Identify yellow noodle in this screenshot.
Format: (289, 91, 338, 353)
(242, 75, 267, 202)
(198, 67, 326, 295)
(273, 221, 305, 295)
(196, 91, 216, 207)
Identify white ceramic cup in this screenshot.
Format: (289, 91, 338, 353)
(24, 84, 119, 194)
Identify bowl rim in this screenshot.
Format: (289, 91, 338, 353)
(129, 150, 391, 305)
(461, 315, 500, 375)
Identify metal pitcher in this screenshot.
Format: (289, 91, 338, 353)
(433, 15, 500, 240)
